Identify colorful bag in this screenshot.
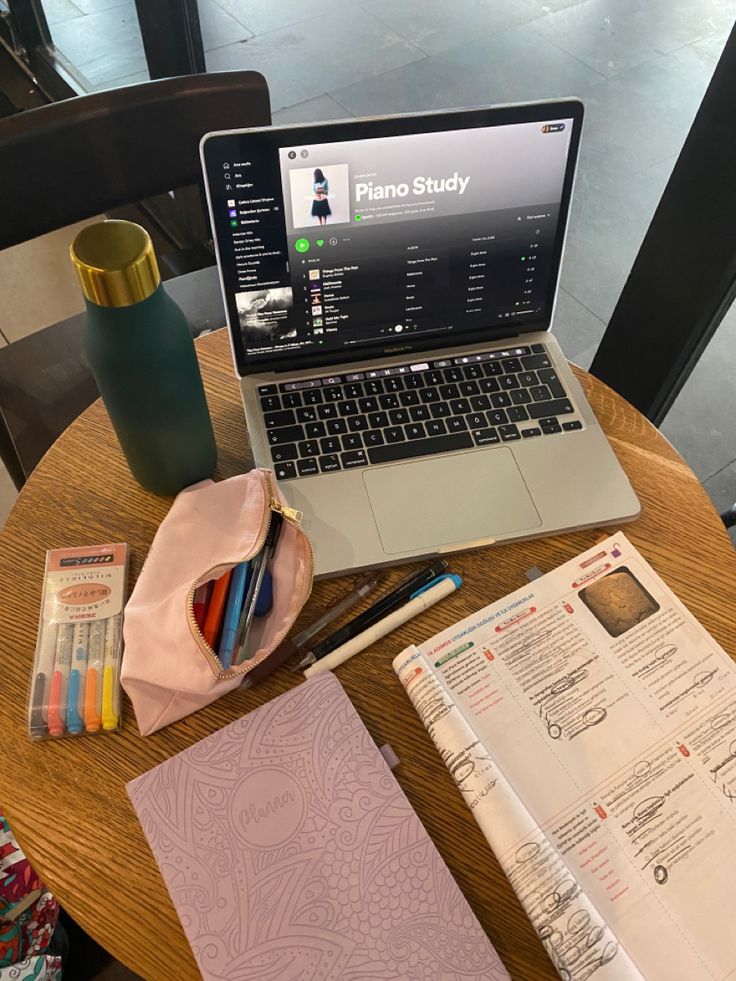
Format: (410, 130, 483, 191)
(0, 811, 62, 981)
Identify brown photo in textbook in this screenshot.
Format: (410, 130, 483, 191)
(579, 567, 660, 637)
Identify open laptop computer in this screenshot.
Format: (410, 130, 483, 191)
(201, 99, 639, 578)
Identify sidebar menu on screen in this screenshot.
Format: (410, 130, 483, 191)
(225, 155, 288, 294)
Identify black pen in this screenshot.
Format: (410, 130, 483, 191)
(233, 513, 283, 664)
(296, 559, 448, 670)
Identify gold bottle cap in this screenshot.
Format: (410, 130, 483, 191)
(70, 220, 161, 307)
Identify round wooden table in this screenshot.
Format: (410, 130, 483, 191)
(1, 328, 734, 981)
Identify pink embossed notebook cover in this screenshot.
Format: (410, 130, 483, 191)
(127, 673, 508, 980)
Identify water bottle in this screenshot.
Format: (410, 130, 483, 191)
(71, 220, 217, 495)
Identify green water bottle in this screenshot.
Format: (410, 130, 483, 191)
(71, 220, 217, 495)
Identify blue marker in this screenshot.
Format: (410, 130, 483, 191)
(66, 622, 90, 734)
(218, 562, 250, 669)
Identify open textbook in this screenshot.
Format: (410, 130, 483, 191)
(394, 533, 736, 981)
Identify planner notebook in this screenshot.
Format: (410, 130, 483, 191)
(127, 673, 508, 980)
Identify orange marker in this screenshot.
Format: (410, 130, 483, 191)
(203, 571, 233, 650)
(48, 624, 73, 737)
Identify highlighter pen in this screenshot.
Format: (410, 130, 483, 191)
(101, 615, 122, 731)
(84, 620, 107, 733)
(218, 562, 250, 670)
(300, 559, 448, 669)
(203, 570, 233, 650)
(66, 622, 90, 734)
(193, 582, 212, 631)
(30, 622, 58, 737)
(48, 623, 74, 737)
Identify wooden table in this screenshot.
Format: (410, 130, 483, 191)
(1, 328, 734, 980)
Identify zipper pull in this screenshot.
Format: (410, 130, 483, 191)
(271, 499, 303, 523)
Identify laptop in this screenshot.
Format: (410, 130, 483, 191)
(201, 100, 639, 578)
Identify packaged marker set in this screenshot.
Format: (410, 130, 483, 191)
(28, 543, 128, 740)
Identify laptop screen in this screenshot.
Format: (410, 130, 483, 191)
(202, 101, 583, 376)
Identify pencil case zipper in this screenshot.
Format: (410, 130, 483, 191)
(185, 468, 314, 681)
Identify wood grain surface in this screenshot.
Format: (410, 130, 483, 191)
(0, 327, 734, 981)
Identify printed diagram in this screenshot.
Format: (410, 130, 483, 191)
(579, 567, 660, 638)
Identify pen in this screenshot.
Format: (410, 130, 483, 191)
(218, 562, 250, 669)
(289, 571, 387, 673)
(30, 622, 57, 737)
(101, 615, 122, 731)
(48, 623, 74, 737)
(234, 514, 283, 665)
(84, 620, 107, 733)
(203, 570, 233, 650)
(304, 574, 462, 678)
(254, 569, 273, 617)
(300, 559, 448, 669)
(245, 571, 386, 687)
(66, 622, 90, 734)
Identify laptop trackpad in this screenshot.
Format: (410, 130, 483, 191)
(363, 449, 540, 555)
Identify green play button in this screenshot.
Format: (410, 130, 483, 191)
(295, 238, 310, 253)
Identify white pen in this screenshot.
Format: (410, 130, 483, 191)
(304, 575, 462, 679)
(30, 621, 58, 736)
(84, 620, 106, 733)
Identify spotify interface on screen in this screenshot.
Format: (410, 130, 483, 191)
(217, 119, 573, 363)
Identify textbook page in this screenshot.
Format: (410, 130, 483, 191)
(394, 642, 642, 981)
(394, 533, 736, 981)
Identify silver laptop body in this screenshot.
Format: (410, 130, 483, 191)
(202, 101, 639, 578)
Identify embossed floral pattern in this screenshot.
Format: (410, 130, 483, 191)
(128, 674, 508, 980)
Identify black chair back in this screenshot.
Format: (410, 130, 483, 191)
(0, 71, 270, 487)
(0, 70, 270, 249)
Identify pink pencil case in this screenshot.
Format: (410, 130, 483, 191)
(121, 470, 313, 735)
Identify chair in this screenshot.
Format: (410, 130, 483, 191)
(0, 71, 271, 487)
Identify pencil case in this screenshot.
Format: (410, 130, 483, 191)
(121, 469, 313, 735)
(27, 543, 128, 740)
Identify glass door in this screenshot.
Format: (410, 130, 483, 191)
(0, 0, 206, 100)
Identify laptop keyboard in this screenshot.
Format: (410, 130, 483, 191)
(259, 343, 583, 481)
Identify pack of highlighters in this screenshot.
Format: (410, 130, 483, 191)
(28, 543, 128, 739)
